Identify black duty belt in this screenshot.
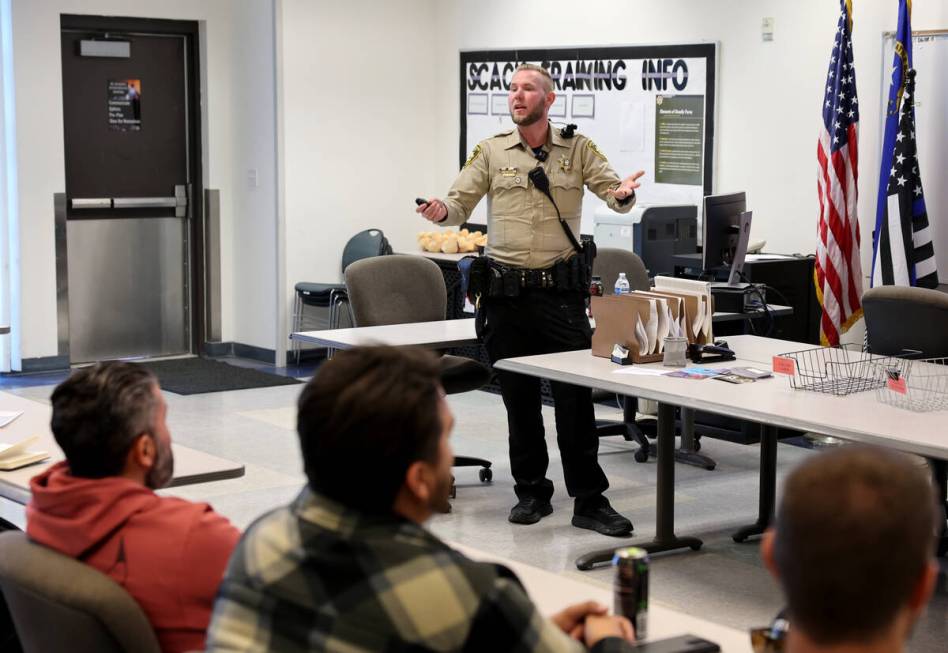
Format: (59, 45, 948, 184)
(488, 258, 581, 294)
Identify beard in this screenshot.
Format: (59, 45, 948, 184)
(145, 437, 175, 489)
(429, 470, 454, 514)
(511, 101, 545, 127)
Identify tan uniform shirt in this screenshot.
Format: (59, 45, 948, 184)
(442, 123, 635, 269)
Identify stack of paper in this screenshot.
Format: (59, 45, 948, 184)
(0, 411, 23, 428)
(0, 435, 50, 471)
(590, 294, 668, 359)
(652, 276, 714, 344)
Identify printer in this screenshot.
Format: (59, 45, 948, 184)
(593, 204, 698, 277)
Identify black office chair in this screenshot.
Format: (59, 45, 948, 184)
(292, 228, 392, 362)
(592, 248, 653, 462)
(863, 284, 948, 556)
(344, 255, 493, 486)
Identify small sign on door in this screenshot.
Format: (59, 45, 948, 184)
(108, 79, 142, 131)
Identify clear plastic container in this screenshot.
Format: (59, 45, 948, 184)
(663, 336, 688, 367)
(614, 272, 630, 295)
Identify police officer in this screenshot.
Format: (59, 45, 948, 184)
(417, 63, 643, 536)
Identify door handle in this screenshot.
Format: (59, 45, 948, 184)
(70, 186, 188, 217)
(112, 197, 178, 208)
(70, 198, 112, 209)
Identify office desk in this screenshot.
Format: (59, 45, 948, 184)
(454, 543, 753, 652)
(0, 391, 245, 505)
(494, 335, 948, 568)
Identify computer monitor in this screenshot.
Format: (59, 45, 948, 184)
(727, 211, 752, 286)
(702, 192, 747, 273)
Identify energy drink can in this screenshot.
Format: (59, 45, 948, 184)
(612, 547, 649, 640)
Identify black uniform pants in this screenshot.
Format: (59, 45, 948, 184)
(481, 288, 608, 508)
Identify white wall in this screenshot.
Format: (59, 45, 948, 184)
(7, 0, 278, 365)
(8, 0, 945, 365)
(281, 0, 438, 312)
(432, 0, 947, 275)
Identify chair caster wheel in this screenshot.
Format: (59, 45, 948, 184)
(634, 448, 649, 463)
(479, 468, 492, 483)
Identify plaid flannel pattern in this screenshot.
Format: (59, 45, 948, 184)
(206, 488, 632, 652)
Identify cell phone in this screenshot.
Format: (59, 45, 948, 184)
(415, 197, 429, 206)
(729, 366, 773, 379)
(629, 634, 720, 653)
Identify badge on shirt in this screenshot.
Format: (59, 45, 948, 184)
(464, 144, 482, 169)
(499, 166, 518, 177)
(557, 156, 571, 172)
(586, 140, 608, 161)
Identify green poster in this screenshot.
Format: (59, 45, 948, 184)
(654, 95, 704, 185)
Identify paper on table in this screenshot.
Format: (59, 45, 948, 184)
(0, 434, 50, 471)
(652, 297, 670, 353)
(0, 435, 39, 459)
(614, 366, 669, 376)
(745, 253, 796, 261)
(0, 411, 23, 428)
(633, 315, 649, 356)
(666, 304, 682, 338)
(645, 299, 659, 354)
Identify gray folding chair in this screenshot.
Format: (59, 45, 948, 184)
(591, 248, 654, 462)
(594, 247, 650, 295)
(0, 531, 161, 653)
(292, 228, 392, 362)
(344, 255, 493, 484)
(863, 285, 948, 359)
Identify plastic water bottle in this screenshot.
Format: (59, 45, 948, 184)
(614, 272, 630, 295)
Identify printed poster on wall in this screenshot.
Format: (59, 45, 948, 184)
(654, 95, 704, 186)
(108, 79, 142, 131)
(460, 45, 716, 234)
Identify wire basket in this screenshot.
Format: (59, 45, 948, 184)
(876, 357, 948, 412)
(775, 346, 909, 396)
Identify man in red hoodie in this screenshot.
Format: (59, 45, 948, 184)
(26, 362, 240, 653)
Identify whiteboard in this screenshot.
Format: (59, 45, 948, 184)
(880, 30, 947, 280)
(459, 45, 717, 234)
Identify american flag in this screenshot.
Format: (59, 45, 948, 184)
(870, 0, 938, 289)
(815, 0, 863, 347)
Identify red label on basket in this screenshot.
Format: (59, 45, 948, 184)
(772, 356, 795, 375)
(887, 377, 908, 395)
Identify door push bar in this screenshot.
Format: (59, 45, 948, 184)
(70, 184, 188, 217)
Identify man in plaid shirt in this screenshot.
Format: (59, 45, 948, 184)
(206, 346, 635, 652)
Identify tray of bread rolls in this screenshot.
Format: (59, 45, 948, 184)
(417, 228, 487, 255)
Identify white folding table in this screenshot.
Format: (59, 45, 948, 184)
(494, 335, 948, 568)
(0, 391, 245, 506)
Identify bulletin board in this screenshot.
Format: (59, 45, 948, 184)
(459, 44, 718, 232)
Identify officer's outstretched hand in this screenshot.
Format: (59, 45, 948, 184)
(608, 170, 645, 201)
(417, 197, 448, 223)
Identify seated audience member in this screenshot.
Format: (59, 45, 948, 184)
(206, 346, 635, 652)
(761, 445, 939, 653)
(27, 362, 240, 653)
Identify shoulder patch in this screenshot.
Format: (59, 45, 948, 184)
(464, 144, 482, 169)
(585, 139, 608, 162)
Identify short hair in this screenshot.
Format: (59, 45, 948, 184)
(773, 445, 937, 644)
(514, 63, 554, 94)
(297, 346, 443, 514)
(50, 362, 160, 478)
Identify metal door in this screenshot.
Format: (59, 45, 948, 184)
(60, 20, 199, 362)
